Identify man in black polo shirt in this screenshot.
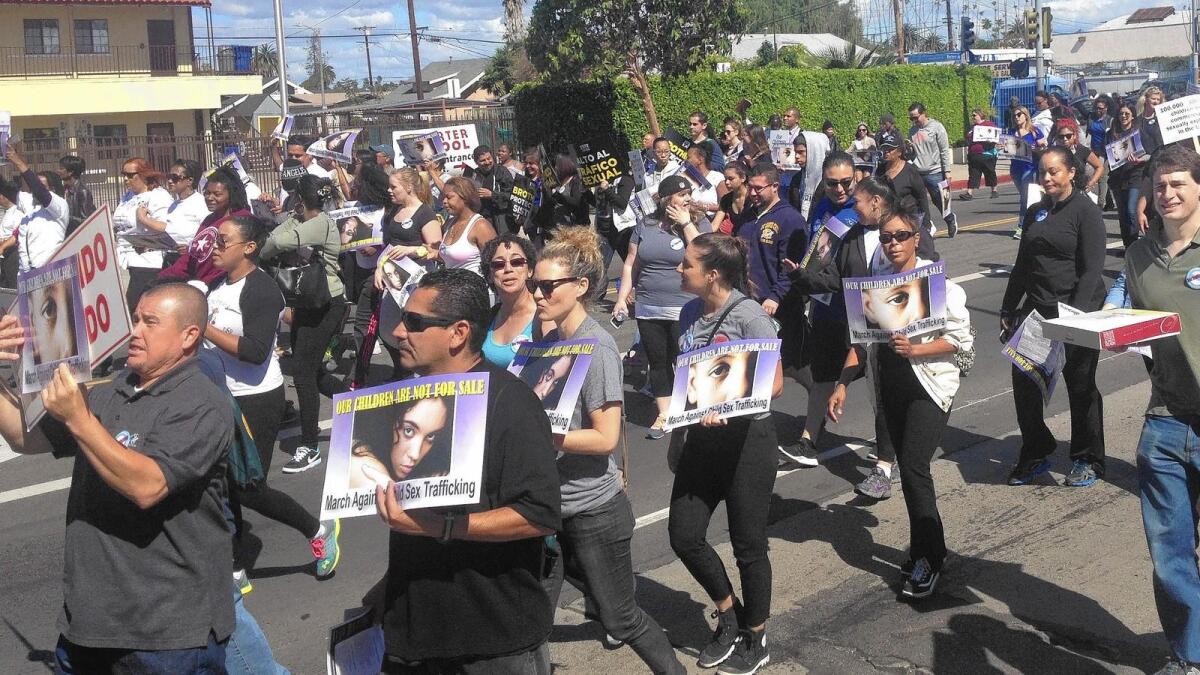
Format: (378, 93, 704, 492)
(375, 268, 561, 673)
(465, 145, 516, 234)
(0, 282, 235, 672)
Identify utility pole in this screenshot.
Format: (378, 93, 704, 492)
(407, 0, 423, 100)
(893, 0, 907, 63)
(945, 0, 955, 50)
(1192, 0, 1198, 86)
(1034, 0, 1045, 89)
(355, 26, 375, 93)
(272, 0, 288, 118)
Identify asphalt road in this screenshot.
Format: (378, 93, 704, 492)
(0, 185, 1151, 674)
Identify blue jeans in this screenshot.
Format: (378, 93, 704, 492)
(1116, 185, 1142, 248)
(1011, 164, 1037, 225)
(227, 585, 290, 675)
(1137, 414, 1200, 664)
(55, 633, 226, 674)
(546, 492, 683, 675)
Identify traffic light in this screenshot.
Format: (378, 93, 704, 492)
(1041, 7, 1053, 48)
(961, 17, 976, 52)
(1024, 9, 1039, 49)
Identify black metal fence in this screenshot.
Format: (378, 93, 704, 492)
(0, 44, 254, 79)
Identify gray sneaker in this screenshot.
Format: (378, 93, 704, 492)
(1154, 659, 1200, 675)
(1064, 460, 1100, 487)
(855, 467, 892, 500)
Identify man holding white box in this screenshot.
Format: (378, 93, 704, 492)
(1124, 144, 1200, 675)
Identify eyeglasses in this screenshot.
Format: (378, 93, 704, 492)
(122, 171, 139, 179)
(879, 230, 916, 244)
(1058, 134, 1076, 140)
(824, 178, 854, 190)
(1119, 111, 1134, 117)
(747, 182, 775, 193)
(489, 257, 528, 271)
(214, 234, 249, 250)
(1015, 112, 1028, 118)
(908, 115, 921, 121)
(525, 277, 579, 296)
(400, 311, 459, 332)
(167, 173, 190, 182)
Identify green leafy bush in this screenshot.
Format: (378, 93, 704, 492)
(512, 65, 993, 152)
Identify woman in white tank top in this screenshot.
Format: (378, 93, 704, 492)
(438, 175, 497, 276)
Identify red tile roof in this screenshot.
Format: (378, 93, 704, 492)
(0, 0, 211, 7)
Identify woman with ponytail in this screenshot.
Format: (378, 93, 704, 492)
(531, 226, 684, 675)
(669, 232, 783, 674)
(261, 174, 346, 474)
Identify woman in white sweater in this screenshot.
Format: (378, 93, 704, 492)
(827, 205, 972, 601)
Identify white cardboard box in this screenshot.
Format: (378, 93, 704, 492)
(1042, 309, 1181, 350)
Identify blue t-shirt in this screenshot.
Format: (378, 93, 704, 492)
(482, 316, 534, 369)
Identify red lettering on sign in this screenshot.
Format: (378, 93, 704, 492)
(84, 294, 111, 344)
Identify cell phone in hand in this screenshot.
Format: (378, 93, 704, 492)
(610, 314, 627, 329)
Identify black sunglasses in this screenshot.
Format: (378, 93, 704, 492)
(879, 230, 916, 244)
(525, 277, 579, 296)
(167, 173, 190, 182)
(214, 234, 249, 250)
(122, 171, 139, 179)
(400, 311, 459, 332)
(489, 257, 528, 271)
(824, 178, 854, 190)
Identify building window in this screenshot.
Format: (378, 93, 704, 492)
(74, 20, 109, 55)
(93, 124, 128, 160)
(24, 19, 60, 55)
(23, 128, 61, 152)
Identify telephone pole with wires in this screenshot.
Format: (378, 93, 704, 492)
(407, 0, 423, 100)
(354, 26, 375, 92)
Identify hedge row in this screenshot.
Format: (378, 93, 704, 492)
(512, 65, 994, 154)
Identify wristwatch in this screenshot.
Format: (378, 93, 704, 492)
(440, 512, 457, 543)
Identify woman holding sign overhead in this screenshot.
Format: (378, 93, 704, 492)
(669, 233, 783, 673)
(1001, 146, 1107, 489)
(531, 226, 685, 675)
(827, 207, 972, 600)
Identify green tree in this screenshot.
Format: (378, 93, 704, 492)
(526, 0, 747, 135)
(742, 0, 864, 42)
(301, 35, 335, 93)
(821, 43, 897, 69)
(756, 40, 777, 65)
(250, 43, 278, 80)
(481, 44, 536, 96)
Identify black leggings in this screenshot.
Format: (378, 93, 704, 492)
(353, 281, 402, 382)
(230, 386, 321, 547)
(967, 153, 998, 189)
(669, 417, 778, 627)
(878, 353, 949, 567)
(292, 301, 347, 446)
(637, 318, 680, 398)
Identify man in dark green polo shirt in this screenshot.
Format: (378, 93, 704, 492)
(1124, 144, 1200, 675)
(0, 283, 235, 673)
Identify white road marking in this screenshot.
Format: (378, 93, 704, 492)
(0, 477, 72, 505)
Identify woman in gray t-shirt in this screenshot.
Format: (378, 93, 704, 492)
(531, 226, 683, 674)
(613, 175, 711, 440)
(669, 233, 783, 672)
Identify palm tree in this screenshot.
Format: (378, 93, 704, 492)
(821, 42, 897, 69)
(251, 43, 278, 81)
(503, 0, 526, 42)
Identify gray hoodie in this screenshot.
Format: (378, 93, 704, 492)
(908, 118, 952, 176)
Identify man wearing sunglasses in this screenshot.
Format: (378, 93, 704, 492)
(375, 268, 562, 673)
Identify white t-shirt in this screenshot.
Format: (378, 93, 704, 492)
(164, 191, 210, 249)
(306, 162, 332, 180)
(202, 269, 285, 396)
(113, 187, 173, 269)
(16, 191, 69, 272)
(0, 203, 23, 239)
(691, 169, 725, 213)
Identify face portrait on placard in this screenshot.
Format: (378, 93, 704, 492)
(29, 278, 79, 365)
(685, 350, 757, 411)
(518, 353, 576, 410)
(338, 215, 374, 246)
(413, 139, 436, 163)
(811, 227, 835, 266)
(326, 131, 354, 156)
(862, 276, 931, 331)
(380, 258, 410, 291)
(348, 396, 455, 488)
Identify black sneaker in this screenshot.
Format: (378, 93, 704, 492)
(902, 558, 940, 599)
(1007, 458, 1051, 485)
(778, 437, 819, 467)
(717, 630, 769, 675)
(282, 445, 322, 474)
(696, 606, 740, 668)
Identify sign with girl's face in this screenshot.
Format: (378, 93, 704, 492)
(509, 339, 597, 435)
(664, 339, 781, 431)
(842, 262, 947, 344)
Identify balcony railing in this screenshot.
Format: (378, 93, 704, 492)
(0, 44, 255, 79)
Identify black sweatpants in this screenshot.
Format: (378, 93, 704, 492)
(669, 416, 777, 627)
(637, 318, 680, 398)
(878, 349, 949, 567)
(292, 301, 347, 447)
(230, 386, 321, 549)
(966, 153, 998, 190)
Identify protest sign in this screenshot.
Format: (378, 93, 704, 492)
(843, 262, 947, 344)
(508, 339, 597, 434)
(1154, 94, 1200, 146)
(377, 256, 428, 350)
(270, 115, 295, 142)
(997, 133, 1033, 160)
(327, 610, 384, 675)
(392, 124, 479, 170)
(938, 178, 953, 221)
(972, 125, 1002, 143)
(394, 131, 449, 166)
(769, 130, 800, 168)
(509, 179, 535, 229)
(682, 162, 713, 191)
(319, 372, 490, 520)
(117, 231, 176, 251)
(537, 143, 560, 191)
(0, 111, 9, 166)
(329, 203, 384, 253)
(1106, 131, 1147, 170)
(800, 214, 852, 305)
(664, 128, 693, 163)
(18, 257, 89, 393)
(629, 149, 647, 189)
(1001, 305, 1083, 404)
(574, 138, 625, 188)
(308, 129, 361, 164)
(664, 339, 782, 431)
(51, 206, 132, 365)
